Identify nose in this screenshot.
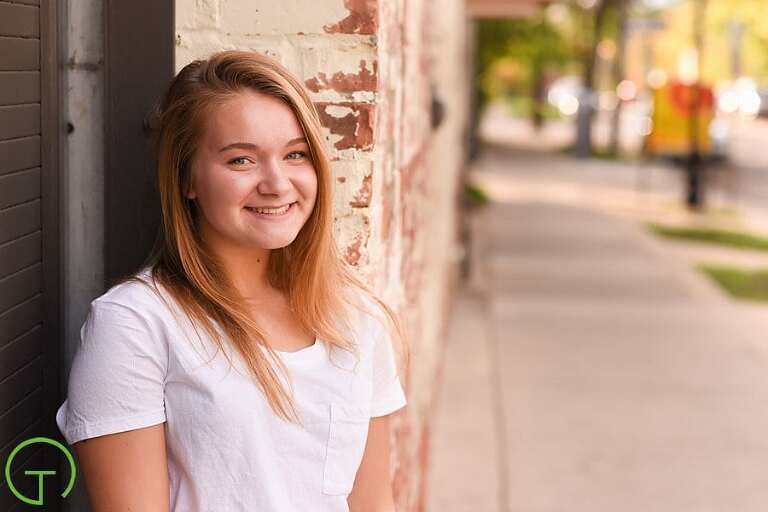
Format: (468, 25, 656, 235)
(256, 156, 293, 197)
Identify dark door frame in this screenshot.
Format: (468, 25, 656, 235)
(104, 1, 174, 286)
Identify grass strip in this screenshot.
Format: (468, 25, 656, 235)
(648, 223, 768, 252)
(698, 264, 768, 302)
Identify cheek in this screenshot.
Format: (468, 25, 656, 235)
(196, 170, 248, 217)
(302, 168, 319, 201)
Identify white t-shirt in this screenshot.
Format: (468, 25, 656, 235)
(55, 267, 407, 511)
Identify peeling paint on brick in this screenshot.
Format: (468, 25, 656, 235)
(381, 173, 394, 242)
(392, 417, 413, 508)
(400, 143, 428, 219)
(315, 102, 375, 151)
(342, 215, 370, 266)
(324, 104, 355, 118)
(399, 143, 429, 312)
(344, 236, 363, 266)
(337, 176, 346, 183)
(349, 173, 372, 208)
(304, 60, 378, 94)
(323, 0, 378, 35)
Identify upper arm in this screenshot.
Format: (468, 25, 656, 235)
(370, 323, 407, 418)
(56, 297, 170, 509)
(347, 415, 396, 512)
(74, 422, 170, 511)
(347, 302, 408, 510)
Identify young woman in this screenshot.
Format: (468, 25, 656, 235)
(55, 50, 409, 512)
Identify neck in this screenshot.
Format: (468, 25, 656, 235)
(200, 225, 273, 301)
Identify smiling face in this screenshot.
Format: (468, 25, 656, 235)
(186, 90, 318, 255)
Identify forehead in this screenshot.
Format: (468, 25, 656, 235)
(199, 90, 305, 148)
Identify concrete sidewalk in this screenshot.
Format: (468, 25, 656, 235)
(426, 151, 768, 512)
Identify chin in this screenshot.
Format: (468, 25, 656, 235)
(255, 234, 300, 250)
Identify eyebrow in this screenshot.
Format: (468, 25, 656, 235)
(218, 137, 308, 153)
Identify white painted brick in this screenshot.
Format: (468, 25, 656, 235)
(176, 0, 198, 29)
(176, 0, 221, 30)
(332, 213, 371, 267)
(324, 105, 354, 118)
(330, 158, 375, 212)
(218, 0, 351, 36)
(175, 32, 302, 74)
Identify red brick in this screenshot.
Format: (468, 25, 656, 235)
(315, 102, 376, 151)
(343, 216, 369, 266)
(323, 0, 378, 35)
(305, 60, 378, 94)
(349, 173, 372, 208)
(344, 236, 363, 266)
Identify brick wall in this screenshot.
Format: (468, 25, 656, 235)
(175, 1, 469, 509)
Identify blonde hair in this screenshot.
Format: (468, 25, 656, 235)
(113, 50, 408, 425)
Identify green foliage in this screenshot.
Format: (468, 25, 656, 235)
(464, 182, 491, 207)
(647, 223, 768, 251)
(699, 264, 768, 302)
(475, 15, 573, 111)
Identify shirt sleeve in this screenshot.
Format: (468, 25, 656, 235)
(55, 299, 168, 445)
(370, 324, 407, 418)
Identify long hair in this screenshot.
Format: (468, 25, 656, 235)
(114, 50, 408, 426)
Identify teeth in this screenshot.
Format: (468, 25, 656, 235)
(248, 203, 291, 214)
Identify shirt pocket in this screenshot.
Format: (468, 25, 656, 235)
(322, 402, 371, 495)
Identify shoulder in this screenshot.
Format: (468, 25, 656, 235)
(89, 267, 175, 330)
(73, 269, 172, 365)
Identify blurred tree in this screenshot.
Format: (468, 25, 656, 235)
(609, 0, 630, 157)
(572, 0, 616, 158)
(475, 16, 571, 128)
(708, 0, 768, 81)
